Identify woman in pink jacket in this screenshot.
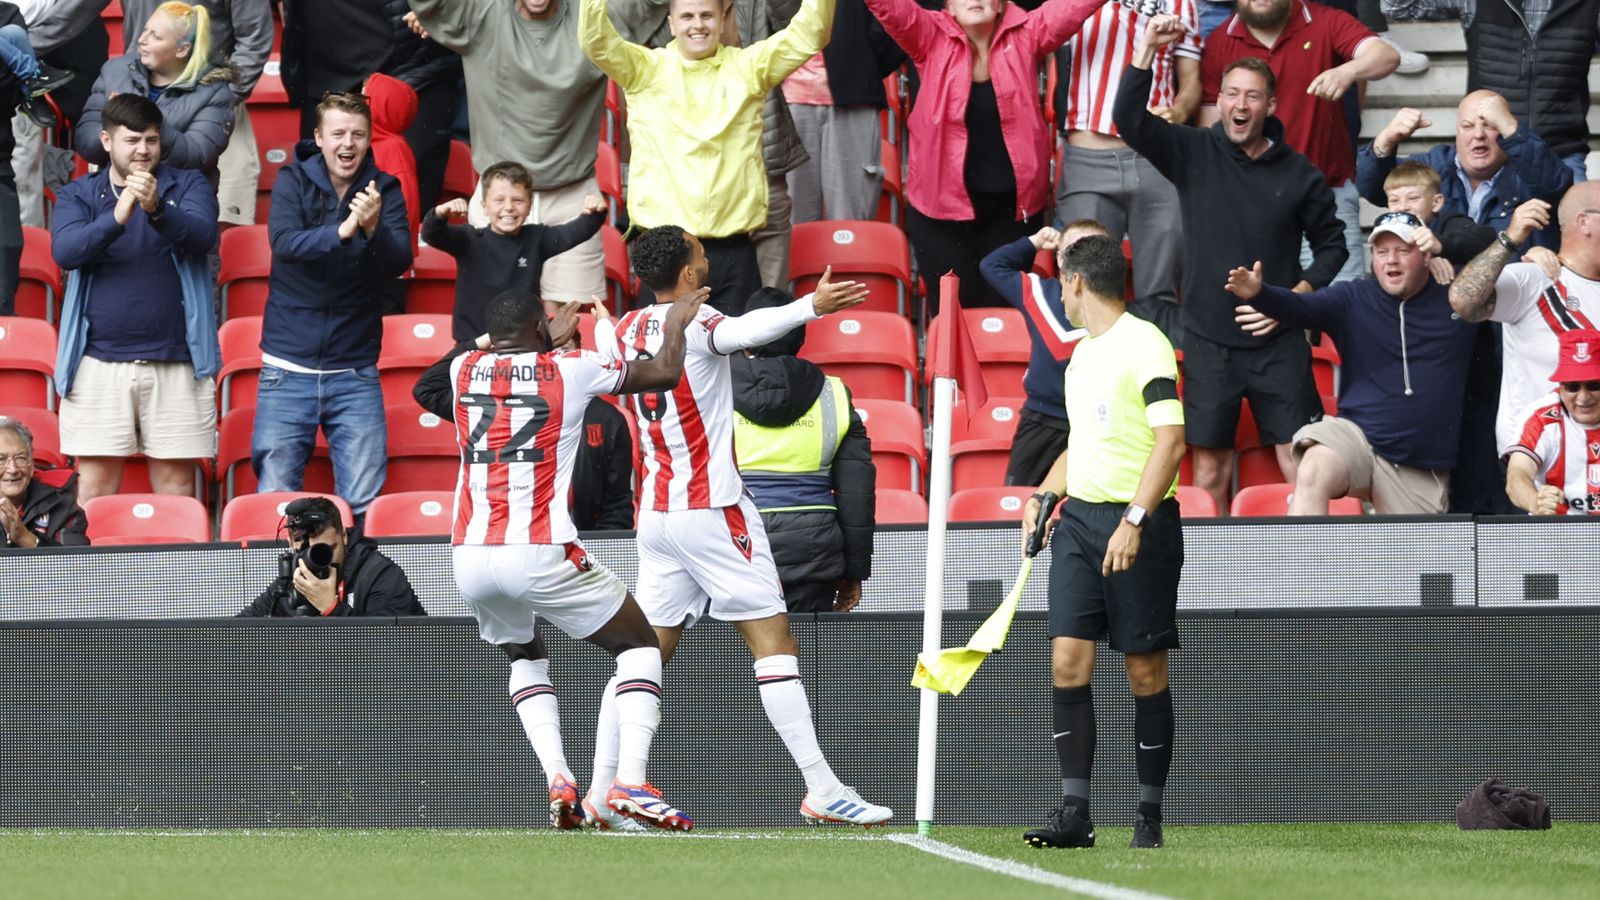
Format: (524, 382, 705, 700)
(866, 0, 1105, 309)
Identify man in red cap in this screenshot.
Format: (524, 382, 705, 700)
(1504, 329, 1600, 515)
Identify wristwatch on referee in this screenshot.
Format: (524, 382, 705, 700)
(1122, 503, 1148, 528)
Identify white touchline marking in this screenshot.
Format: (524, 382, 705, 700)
(885, 835, 1180, 900)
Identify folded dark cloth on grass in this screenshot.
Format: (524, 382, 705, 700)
(1457, 778, 1552, 830)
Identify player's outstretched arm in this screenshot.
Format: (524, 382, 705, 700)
(618, 287, 710, 393)
(709, 266, 869, 355)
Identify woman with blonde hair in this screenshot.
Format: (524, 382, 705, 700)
(76, 1, 239, 173)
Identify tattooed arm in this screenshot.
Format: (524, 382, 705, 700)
(1449, 199, 1552, 322)
(1448, 241, 1514, 322)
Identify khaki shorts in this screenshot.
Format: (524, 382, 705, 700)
(1291, 416, 1448, 514)
(60, 357, 218, 459)
(216, 104, 260, 226)
(466, 175, 603, 303)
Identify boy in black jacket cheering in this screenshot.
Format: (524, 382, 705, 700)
(1114, 14, 1346, 517)
(424, 161, 607, 340)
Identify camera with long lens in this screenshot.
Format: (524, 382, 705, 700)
(276, 498, 339, 614)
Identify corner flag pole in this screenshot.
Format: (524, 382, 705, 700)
(915, 273, 968, 835)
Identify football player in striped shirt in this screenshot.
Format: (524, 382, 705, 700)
(414, 287, 706, 831)
(589, 224, 893, 828)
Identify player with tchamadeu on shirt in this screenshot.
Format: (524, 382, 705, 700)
(413, 286, 709, 833)
(585, 224, 895, 829)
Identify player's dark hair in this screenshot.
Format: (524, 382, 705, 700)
(1221, 57, 1276, 97)
(1060, 234, 1127, 302)
(102, 93, 164, 134)
(630, 225, 692, 292)
(485, 290, 545, 341)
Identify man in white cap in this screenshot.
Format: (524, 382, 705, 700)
(1504, 329, 1600, 515)
(1223, 211, 1480, 513)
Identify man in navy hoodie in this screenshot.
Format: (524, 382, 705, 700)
(253, 91, 413, 519)
(1224, 212, 1479, 513)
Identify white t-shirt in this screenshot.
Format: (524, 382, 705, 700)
(1489, 263, 1600, 452)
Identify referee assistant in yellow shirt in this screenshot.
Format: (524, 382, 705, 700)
(1019, 234, 1186, 852)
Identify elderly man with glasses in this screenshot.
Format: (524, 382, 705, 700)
(1505, 330, 1600, 515)
(0, 417, 87, 549)
(1222, 210, 1479, 513)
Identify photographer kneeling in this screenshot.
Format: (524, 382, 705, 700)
(238, 497, 426, 618)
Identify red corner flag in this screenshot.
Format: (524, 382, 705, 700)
(933, 272, 988, 417)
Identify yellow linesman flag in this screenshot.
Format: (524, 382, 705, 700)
(911, 558, 1033, 696)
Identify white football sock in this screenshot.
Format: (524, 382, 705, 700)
(508, 658, 570, 786)
(612, 647, 663, 786)
(589, 675, 620, 802)
(754, 654, 841, 796)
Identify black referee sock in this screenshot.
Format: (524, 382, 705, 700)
(1052, 684, 1095, 805)
(1134, 687, 1174, 819)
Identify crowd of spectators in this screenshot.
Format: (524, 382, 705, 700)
(2, 0, 1599, 558)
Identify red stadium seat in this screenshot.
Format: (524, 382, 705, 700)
(218, 225, 272, 320)
(852, 399, 925, 493)
(876, 488, 928, 525)
(1236, 445, 1284, 490)
(216, 406, 333, 502)
(1230, 483, 1363, 517)
(439, 139, 477, 202)
(114, 455, 210, 502)
(248, 64, 302, 221)
(17, 226, 62, 323)
(383, 404, 459, 494)
(596, 142, 624, 227)
(798, 311, 917, 404)
(216, 317, 263, 415)
(602, 225, 632, 309)
(0, 316, 57, 409)
(926, 309, 1030, 399)
(364, 490, 454, 537)
(84, 493, 211, 544)
(1311, 340, 1340, 397)
(1175, 484, 1219, 518)
(220, 491, 355, 543)
(378, 315, 454, 407)
(947, 486, 1033, 524)
(102, 0, 124, 57)
(0, 406, 66, 468)
(405, 245, 458, 316)
(789, 221, 914, 317)
(950, 440, 1012, 492)
(602, 79, 623, 148)
(952, 397, 1022, 444)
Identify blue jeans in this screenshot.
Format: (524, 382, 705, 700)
(1197, 0, 1234, 37)
(0, 24, 38, 82)
(1561, 151, 1589, 184)
(251, 365, 387, 515)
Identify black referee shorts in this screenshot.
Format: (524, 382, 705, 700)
(1182, 331, 1320, 449)
(1047, 497, 1183, 654)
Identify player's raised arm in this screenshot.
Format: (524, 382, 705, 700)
(618, 287, 710, 393)
(708, 266, 869, 355)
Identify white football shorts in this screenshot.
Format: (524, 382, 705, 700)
(634, 494, 785, 629)
(453, 541, 626, 644)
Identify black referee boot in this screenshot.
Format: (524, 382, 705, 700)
(1130, 812, 1164, 849)
(1023, 799, 1095, 848)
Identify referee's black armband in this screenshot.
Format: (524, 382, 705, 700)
(1142, 377, 1179, 406)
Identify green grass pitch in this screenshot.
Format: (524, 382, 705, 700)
(1, 824, 1595, 899)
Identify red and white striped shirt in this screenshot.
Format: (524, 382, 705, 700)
(611, 304, 743, 512)
(1508, 393, 1600, 515)
(1060, 0, 1201, 138)
(1490, 264, 1600, 452)
(449, 349, 626, 545)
